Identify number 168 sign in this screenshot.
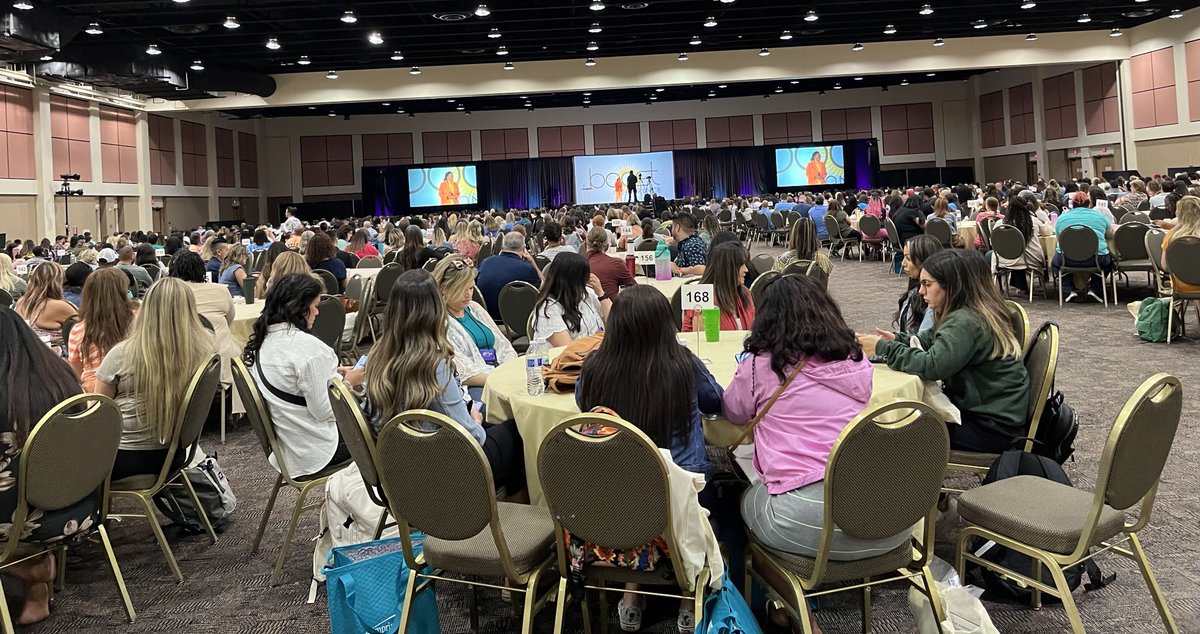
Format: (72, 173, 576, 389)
(681, 284, 715, 310)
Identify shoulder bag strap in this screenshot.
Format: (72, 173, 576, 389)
(254, 358, 308, 407)
(729, 359, 806, 449)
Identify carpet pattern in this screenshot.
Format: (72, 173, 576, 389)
(21, 244, 1200, 633)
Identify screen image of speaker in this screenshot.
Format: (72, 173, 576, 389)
(572, 151, 675, 205)
(774, 145, 846, 187)
(408, 164, 478, 208)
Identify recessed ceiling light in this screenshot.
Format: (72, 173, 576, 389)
(583, 92, 591, 96)
(883, 24, 896, 35)
(190, 60, 204, 70)
(474, 4, 490, 17)
(758, 47, 770, 56)
(382, 102, 390, 106)
(308, 106, 317, 110)
(586, 41, 599, 50)
(655, 87, 665, 92)
(13, 1, 32, 9)
(649, 95, 657, 100)
(328, 112, 337, 117)
(972, 19, 987, 29)
(678, 52, 688, 61)
(488, 27, 501, 38)
(1025, 32, 1038, 40)
(852, 42, 864, 51)
(854, 76, 863, 80)
(690, 35, 701, 45)
(1109, 28, 1122, 37)
(789, 79, 799, 84)
(780, 30, 793, 40)
(804, 10, 818, 22)
(39, 53, 52, 61)
(933, 37, 945, 46)
(340, 10, 357, 24)
(524, 102, 532, 107)
(589, 1, 605, 10)
(718, 84, 727, 88)
(703, 16, 717, 27)
(409, 66, 421, 74)
(326, 70, 339, 79)
(900, 79, 909, 85)
(583, 98, 591, 103)
(588, 22, 602, 33)
(266, 37, 281, 50)
(390, 50, 404, 60)
(456, 104, 465, 110)
(223, 16, 240, 29)
(368, 31, 383, 45)
(927, 72, 937, 77)
(774, 86, 783, 93)
(297, 55, 311, 65)
(585, 57, 596, 66)
(85, 21, 103, 35)
(919, 4, 934, 15)
(1168, 9, 1182, 18)
(146, 43, 162, 55)
(1077, 13, 1091, 23)
(1020, 1, 1036, 8)
(707, 91, 715, 97)
(496, 45, 508, 55)
(834, 83, 842, 89)
(503, 61, 514, 70)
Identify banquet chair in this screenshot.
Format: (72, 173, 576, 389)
(357, 256, 383, 269)
(858, 214, 888, 258)
(823, 216, 860, 261)
(250, 250, 265, 273)
(955, 373, 1182, 634)
(533, 254, 551, 271)
(311, 295, 346, 353)
(314, 268, 340, 295)
(327, 377, 392, 540)
(344, 275, 374, 361)
(925, 218, 953, 248)
(1144, 228, 1171, 298)
(1137, 199, 1152, 212)
(383, 250, 399, 265)
(143, 263, 161, 282)
(1006, 301, 1032, 353)
(977, 217, 994, 251)
(750, 253, 777, 278)
(345, 252, 360, 269)
(539, 412, 712, 634)
(1119, 211, 1151, 225)
(0, 288, 11, 309)
(1163, 236, 1200, 343)
(231, 358, 352, 586)
(750, 271, 780, 309)
(769, 212, 789, 244)
(376, 410, 557, 634)
(1112, 222, 1154, 289)
(780, 259, 814, 278)
(472, 285, 486, 308)
(1057, 226, 1115, 307)
(885, 218, 904, 272)
(750, 214, 770, 250)
(1149, 206, 1171, 222)
(476, 239, 494, 266)
(109, 355, 222, 582)
(745, 401, 950, 634)
(991, 225, 1048, 302)
(945, 322, 1057, 486)
(0, 393, 134, 633)
(369, 263, 404, 341)
(499, 281, 538, 353)
(61, 316, 78, 352)
(422, 258, 439, 272)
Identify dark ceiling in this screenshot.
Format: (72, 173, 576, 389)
(36, 0, 1195, 111)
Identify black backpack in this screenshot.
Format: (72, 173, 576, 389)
(1030, 388, 1078, 464)
(965, 451, 1114, 603)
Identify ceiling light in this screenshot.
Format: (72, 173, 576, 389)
(588, 22, 602, 33)
(649, 95, 657, 100)
(883, 24, 896, 35)
(919, 4, 934, 15)
(854, 76, 863, 80)
(39, 54, 52, 61)
(456, 104, 464, 110)
(327, 70, 339, 79)
(834, 83, 842, 90)
(583, 98, 591, 103)
(496, 45, 508, 55)
(223, 16, 240, 29)
(474, 4, 490, 17)
(972, 19, 987, 29)
(523, 102, 532, 107)
(328, 112, 337, 117)
(678, 52, 688, 61)
(774, 86, 783, 93)
(85, 22, 103, 35)
(1025, 33, 1038, 40)
(926, 72, 937, 77)
(690, 35, 701, 45)
(900, 79, 909, 85)
(447, 99, 456, 103)
(340, 10, 357, 23)
(266, 37, 281, 50)
(1077, 13, 1091, 23)
(503, 61, 514, 70)
(298, 55, 311, 65)
(789, 79, 799, 84)
(390, 50, 404, 60)
(719, 0, 735, 3)
(368, 31, 383, 45)
(851, 42, 864, 51)
(707, 91, 715, 97)
(382, 102, 390, 106)
(146, 44, 162, 55)
(703, 16, 717, 27)
(655, 87, 664, 92)
(718, 84, 727, 88)
(586, 41, 599, 50)
(488, 27, 501, 38)
(409, 66, 421, 74)
(1020, 1, 1036, 8)
(585, 57, 596, 66)
(13, 1, 32, 9)
(758, 47, 770, 56)
(804, 10, 818, 22)
(933, 37, 945, 46)
(190, 60, 204, 70)
(308, 106, 317, 110)
(1168, 9, 1182, 18)
(589, 1, 605, 10)
(1109, 28, 1122, 37)
(780, 30, 793, 40)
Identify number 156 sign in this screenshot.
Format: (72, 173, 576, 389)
(681, 284, 715, 310)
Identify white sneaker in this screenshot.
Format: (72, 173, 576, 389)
(1064, 291, 1079, 303)
(1087, 291, 1104, 303)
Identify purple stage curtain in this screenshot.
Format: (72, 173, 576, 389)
(672, 147, 769, 200)
(481, 158, 573, 210)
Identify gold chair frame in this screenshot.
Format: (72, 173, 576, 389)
(327, 376, 392, 540)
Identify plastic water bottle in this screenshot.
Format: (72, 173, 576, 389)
(526, 339, 548, 396)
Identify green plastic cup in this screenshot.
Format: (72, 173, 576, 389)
(702, 308, 721, 343)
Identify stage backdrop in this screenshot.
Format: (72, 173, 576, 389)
(572, 151, 676, 204)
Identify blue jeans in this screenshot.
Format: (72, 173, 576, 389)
(1052, 253, 1112, 295)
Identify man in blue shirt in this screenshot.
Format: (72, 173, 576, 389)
(476, 231, 543, 320)
(1053, 192, 1114, 303)
(793, 195, 813, 218)
(205, 237, 228, 281)
(671, 213, 708, 276)
(809, 199, 830, 239)
(774, 196, 795, 215)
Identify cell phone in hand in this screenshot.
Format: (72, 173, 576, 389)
(353, 355, 368, 371)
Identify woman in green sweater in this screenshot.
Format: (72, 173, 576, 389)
(858, 250, 1029, 453)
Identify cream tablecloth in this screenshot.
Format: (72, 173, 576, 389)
(482, 331, 926, 505)
(633, 275, 695, 298)
(959, 220, 978, 250)
(231, 301, 265, 348)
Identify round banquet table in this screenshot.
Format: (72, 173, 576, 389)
(231, 301, 265, 348)
(348, 267, 384, 279)
(632, 275, 695, 298)
(958, 220, 978, 250)
(482, 331, 927, 506)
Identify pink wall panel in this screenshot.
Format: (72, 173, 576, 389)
(504, 128, 528, 156)
(1151, 48, 1175, 88)
(907, 103, 934, 128)
(648, 120, 672, 149)
(786, 112, 812, 141)
(67, 104, 89, 141)
(51, 138, 70, 177)
(0, 134, 9, 178)
(301, 136, 327, 162)
(362, 134, 388, 160)
(116, 115, 135, 148)
(705, 118, 730, 145)
(616, 122, 640, 150)
(100, 144, 120, 182)
(215, 128, 234, 158)
(118, 146, 137, 184)
(561, 126, 584, 154)
(68, 139, 91, 181)
(881, 105, 907, 131)
(160, 152, 177, 186)
(423, 131, 448, 159)
(239, 132, 256, 161)
(1153, 88, 1178, 126)
(1130, 53, 1153, 93)
(882, 130, 908, 155)
(594, 124, 618, 153)
(909, 131, 934, 155)
(7, 133, 32, 179)
(1188, 40, 1200, 82)
(673, 119, 696, 147)
(726, 116, 754, 145)
(844, 108, 871, 136)
(50, 101, 69, 139)
(480, 129, 504, 157)
(327, 135, 353, 161)
(217, 158, 236, 187)
(761, 114, 787, 141)
(537, 127, 562, 155)
(1131, 91, 1156, 129)
(302, 162, 328, 188)
(5, 88, 32, 134)
(327, 161, 354, 186)
(1191, 81, 1200, 123)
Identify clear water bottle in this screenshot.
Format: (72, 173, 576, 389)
(526, 339, 548, 396)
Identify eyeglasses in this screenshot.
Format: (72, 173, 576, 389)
(919, 279, 939, 289)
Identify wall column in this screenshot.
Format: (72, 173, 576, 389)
(204, 116, 219, 221)
(32, 88, 56, 239)
(133, 112, 153, 231)
(1116, 59, 1139, 171)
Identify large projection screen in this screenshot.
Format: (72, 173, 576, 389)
(572, 151, 675, 204)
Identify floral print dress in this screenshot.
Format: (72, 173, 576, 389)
(0, 432, 100, 544)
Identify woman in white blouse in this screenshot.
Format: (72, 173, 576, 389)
(431, 255, 517, 402)
(531, 252, 610, 347)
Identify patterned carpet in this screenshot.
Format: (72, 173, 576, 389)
(21, 244, 1200, 633)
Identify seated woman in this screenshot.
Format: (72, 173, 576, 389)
(972, 197, 1004, 249)
(894, 235, 944, 335)
(348, 229, 380, 260)
(360, 270, 523, 492)
(773, 217, 832, 275)
(575, 284, 722, 634)
(682, 242, 754, 333)
(1161, 196, 1200, 289)
(0, 253, 28, 300)
(0, 308, 101, 626)
(14, 263, 77, 356)
(992, 193, 1047, 294)
(96, 278, 214, 480)
(453, 220, 486, 261)
(858, 250, 1030, 453)
(398, 225, 437, 271)
(68, 268, 135, 392)
(169, 252, 240, 391)
(243, 274, 348, 478)
(61, 262, 91, 307)
(264, 252, 318, 294)
(531, 252, 610, 347)
(219, 243, 250, 298)
(432, 255, 517, 402)
(931, 196, 960, 241)
(585, 226, 637, 300)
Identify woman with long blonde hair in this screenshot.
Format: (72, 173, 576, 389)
(454, 219, 486, 261)
(361, 269, 523, 491)
(1161, 195, 1200, 293)
(68, 268, 135, 392)
(96, 277, 213, 479)
(432, 255, 517, 401)
(0, 253, 27, 300)
(13, 262, 76, 354)
(219, 243, 249, 297)
(265, 252, 318, 294)
(449, 220, 470, 244)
